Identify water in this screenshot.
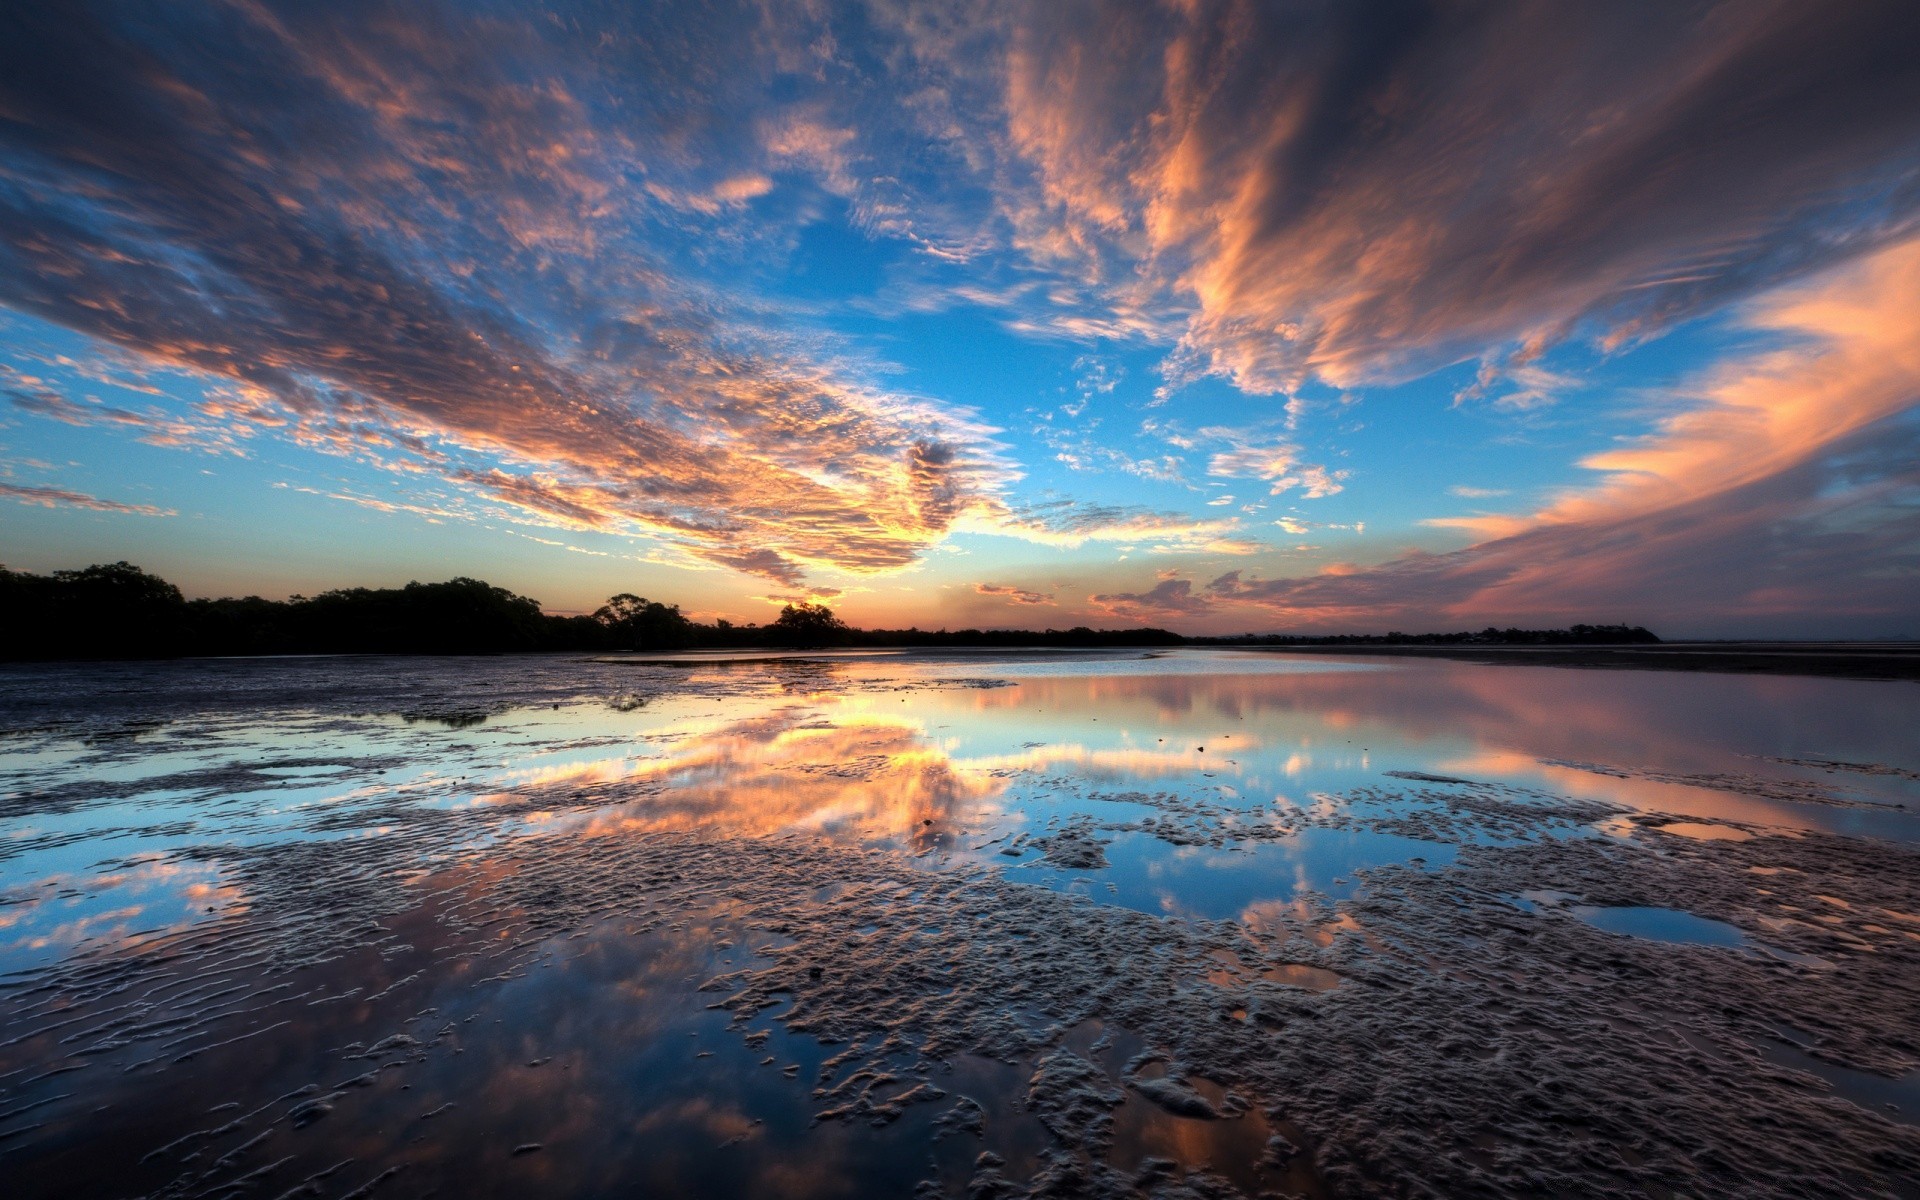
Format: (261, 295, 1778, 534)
(1571, 905, 1751, 947)
(1, 650, 1917, 1197)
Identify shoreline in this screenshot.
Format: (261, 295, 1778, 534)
(5, 641, 1917, 682)
(1239, 641, 1920, 681)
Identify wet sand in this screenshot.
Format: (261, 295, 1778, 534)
(1, 652, 1917, 1197)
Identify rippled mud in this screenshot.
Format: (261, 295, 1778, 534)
(1, 652, 1917, 1197)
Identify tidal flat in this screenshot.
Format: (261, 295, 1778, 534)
(1, 650, 1916, 1198)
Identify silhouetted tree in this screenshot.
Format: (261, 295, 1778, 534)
(592, 593, 694, 650)
(290, 578, 550, 653)
(1, 561, 187, 659)
(768, 602, 848, 647)
(0, 561, 1660, 660)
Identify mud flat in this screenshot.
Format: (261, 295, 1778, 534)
(1, 651, 1916, 1197)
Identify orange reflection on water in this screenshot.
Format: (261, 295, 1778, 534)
(494, 708, 1008, 848)
(461, 656, 1918, 861)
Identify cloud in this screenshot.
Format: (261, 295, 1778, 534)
(1089, 576, 1209, 621)
(969, 498, 1259, 555)
(1115, 236, 1920, 634)
(0, 481, 174, 516)
(1205, 425, 1920, 634)
(1046, 440, 1187, 484)
(4, 370, 249, 455)
(974, 582, 1053, 606)
(0, 3, 1015, 585)
(1071, 421, 1346, 503)
(970, 1, 1920, 395)
(644, 173, 776, 215)
(1201, 431, 1346, 497)
(1274, 517, 1362, 535)
(275, 482, 458, 525)
(1452, 358, 1581, 411)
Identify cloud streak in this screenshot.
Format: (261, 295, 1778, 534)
(974, 582, 1053, 606)
(971, 0, 1920, 395)
(0, 481, 174, 517)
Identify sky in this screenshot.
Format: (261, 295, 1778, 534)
(2, 1, 1918, 637)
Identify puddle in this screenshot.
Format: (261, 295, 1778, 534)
(1259, 964, 1344, 991)
(1758, 1040, 1920, 1127)
(1571, 905, 1752, 948)
(1565, 905, 1830, 967)
(1205, 950, 1344, 993)
(1021, 828, 1455, 920)
(1109, 1072, 1281, 1195)
(1648, 821, 1755, 842)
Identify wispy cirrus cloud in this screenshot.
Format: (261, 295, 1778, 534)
(960, 1, 1920, 396)
(968, 498, 1259, 556)
(1206, 439, 1347, 499)
(4, 367, 251, 455)
(0, 481, 173, 517)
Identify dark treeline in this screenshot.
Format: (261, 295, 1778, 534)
(1192, 625, 1661, 647)
(0, 563, 1183, 660)
(0, 562, 1655, 661)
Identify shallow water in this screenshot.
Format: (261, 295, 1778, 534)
(1, 650, 1917, 1197)
(1570, 904, 1750, 946)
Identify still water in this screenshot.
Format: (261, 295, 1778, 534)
(1, 650, 1916, 1197)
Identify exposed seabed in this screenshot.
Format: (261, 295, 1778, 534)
(1, 652, 1916, 1198)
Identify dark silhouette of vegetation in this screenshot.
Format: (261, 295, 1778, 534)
(591, 594, 695, 651)
(0, 562, 1658, 661)
(843, 625, 1186, 649)
(0, 561, 190, 660)
(767, 602, 849, 647)
(1193, 624, 1661, 647)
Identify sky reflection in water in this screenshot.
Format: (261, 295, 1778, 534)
(3, 650, 1917, 973)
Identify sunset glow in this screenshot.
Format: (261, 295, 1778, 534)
(4, 3, 1917, 633)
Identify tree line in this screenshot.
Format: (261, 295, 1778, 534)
(0, 562, 1183, 660)
(0, 562, 1655, 661)
(1192, 625, 1661, 646)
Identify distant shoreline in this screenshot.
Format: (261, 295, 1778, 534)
(5, 641, 1915, 681)
(513, 641, 1920, 683)
(1240, 641, 1920, 682)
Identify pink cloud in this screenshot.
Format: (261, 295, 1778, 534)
(0, 481, 174, 517)
(974, 582, 1053, 606)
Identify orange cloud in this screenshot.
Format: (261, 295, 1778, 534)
(1164, 235, 1920, 632)
(958, 3, 1920, 396)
